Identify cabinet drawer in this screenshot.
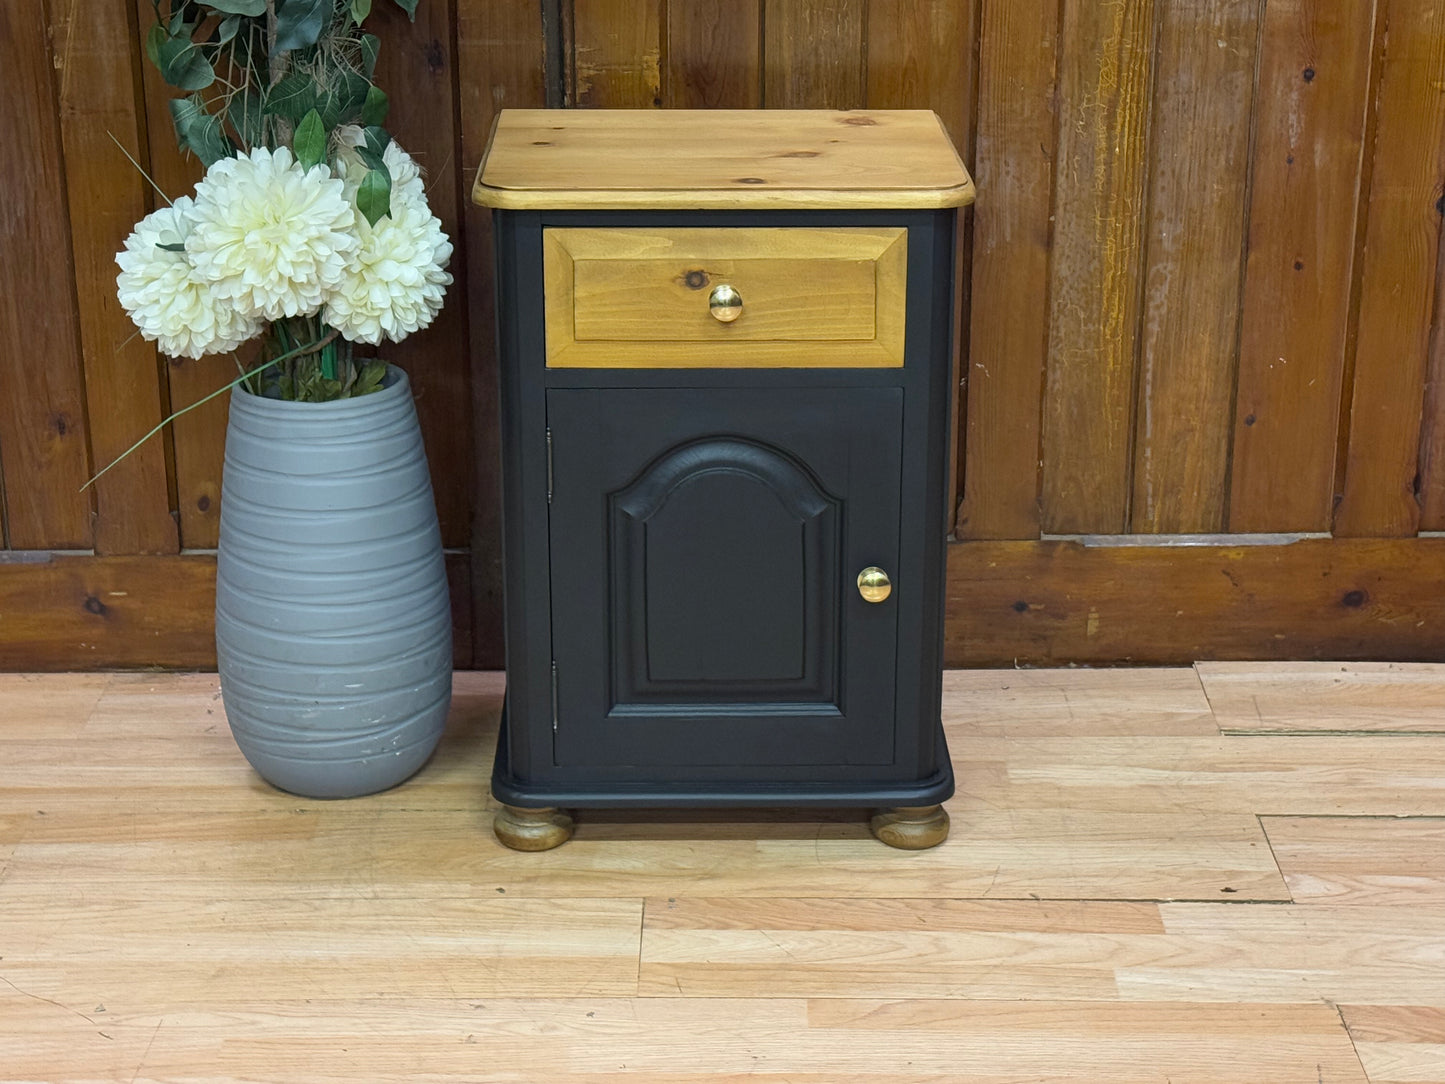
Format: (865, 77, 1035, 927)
(543, 227, 907, 368)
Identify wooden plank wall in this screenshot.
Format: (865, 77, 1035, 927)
(3, 0, 1444, 670)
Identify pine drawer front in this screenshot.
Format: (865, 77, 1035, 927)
(542, 226, 907, 368)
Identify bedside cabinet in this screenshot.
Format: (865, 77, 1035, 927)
(473, 109, 975, 851)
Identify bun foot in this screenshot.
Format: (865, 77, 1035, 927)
(870, 804, 950, 850)
(494, 805, 574, 851)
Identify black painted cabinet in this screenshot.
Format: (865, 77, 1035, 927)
(474, 109, 974, 849)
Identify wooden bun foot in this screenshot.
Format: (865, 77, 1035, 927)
(870, 804, 950, 850)
(493, 805, 574, 851)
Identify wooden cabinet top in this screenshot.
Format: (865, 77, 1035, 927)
(472, 109, 975, 211)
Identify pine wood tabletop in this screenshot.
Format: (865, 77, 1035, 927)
(472, 108, 976, 210)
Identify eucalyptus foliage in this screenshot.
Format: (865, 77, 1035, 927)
(145, 0, 413, 231)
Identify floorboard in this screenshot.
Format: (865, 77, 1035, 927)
(1197, 662, 1445, 733)
(2, 665, 1444, 1081)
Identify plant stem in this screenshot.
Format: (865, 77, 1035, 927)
(82, 332, 338, 492)
(265, 0, 284, 86)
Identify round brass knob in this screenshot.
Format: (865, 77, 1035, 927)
(857, 567, 892, 603)
(709, 284, 743, 322)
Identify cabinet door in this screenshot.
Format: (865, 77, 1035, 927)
(547, 387, 903, 770)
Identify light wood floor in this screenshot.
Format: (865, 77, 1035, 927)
(3, 664, 1445, 1082)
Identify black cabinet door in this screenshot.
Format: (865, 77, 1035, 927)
(547, 387, 903, 770)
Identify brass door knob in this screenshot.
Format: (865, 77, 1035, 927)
(857, 566, 892, 603)
(709, 284, 743, 322)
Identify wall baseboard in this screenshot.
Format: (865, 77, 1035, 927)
(4, 538, 1441, 671)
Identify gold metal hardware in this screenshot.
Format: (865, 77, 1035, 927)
(708, 283, 743, 322)
(857, 566, 892, 603)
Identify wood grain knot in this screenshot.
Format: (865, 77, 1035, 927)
(1302, 67, 1316, 83)
(682, 270, 709, 290)
(840, 116, 877, 126)
(197, 494, 211, 512)
(1341, 590, 1368, 608)
(1012, 600, 1029, 613)
(775, 150, 820, 158)
(1244, 414, 1257, 427)
(83, 595, 108, 617)
(735, 177, 766, 185)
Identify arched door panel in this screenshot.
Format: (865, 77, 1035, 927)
(547, 387, 902, 770)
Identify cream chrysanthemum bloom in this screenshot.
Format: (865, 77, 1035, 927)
(323, 201, 453, 345)
(325, 139, 452, 345)
(187, 146, 357, 321)
(335, 129, 426, 207)
(116, 196, 262, 359)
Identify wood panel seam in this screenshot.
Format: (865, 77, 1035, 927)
(1332, 0, 1390, 532)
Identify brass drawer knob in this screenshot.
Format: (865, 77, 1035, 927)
(709, 284, 743, 322)
(857, 566, 892, 603)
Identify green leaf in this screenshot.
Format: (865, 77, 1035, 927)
(226, 87, 264, 147)
(361, 124, 391, 155)
(350, 0, 373, 23)
(355, 145, 386, 173)
(168, 94, 233, 166)
(360, 85, 389, 126)
(355, 167, 391, 226)
(355, 126, 391, 173)
(391, 0, 418, 19)
(272, 0, 327, 55)
(216, 14, 240, 43)
(330, 69, 372, 125)
(350, 359, 387, 397)
(205, 0, 267, 14)
(145, 23, 166, 68)
(263, 71, 317, 121)
(155, 241, 187, 253)
(293, 109, 326, 168)
(360, 33, 380, 77)
(156, 33, 216, 91)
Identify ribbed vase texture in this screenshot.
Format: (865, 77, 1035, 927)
(216, 367, 452, 798)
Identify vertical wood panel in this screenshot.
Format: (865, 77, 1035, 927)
(0, 1, 95, 549)
(456, 0, 547, 668)
(569, 0, 662, 108)
(663, 0, 762, 108)
(1130, 0, 1260, 534)
(132, 0, 227, 550)
(1419, 213, 1445, 531)
(1227, 0, 1377, 533)
(763, 0, 866, 109)
(956, 0, 1058, 540)
(865, 0, 979, 531)
(370, 1, 474, 550)
(1041, 0, 1157, 534)
(864, 0, 976, 147)
(51, 0, 179, 557)
(1333, 0, 1445, 538)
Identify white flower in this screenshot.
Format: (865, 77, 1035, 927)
(323, 201, 453, 345)
(336, 130, 426, 208)
(383, 141, 427, 208)
(186, 146, 357, 322)
(115, 196, 262, 359)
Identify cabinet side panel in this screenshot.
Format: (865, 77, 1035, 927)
(894, 210, 955, 781)
(494, 212, 556, 786)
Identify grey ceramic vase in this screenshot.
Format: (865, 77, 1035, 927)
(216, 366, 452, 798)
